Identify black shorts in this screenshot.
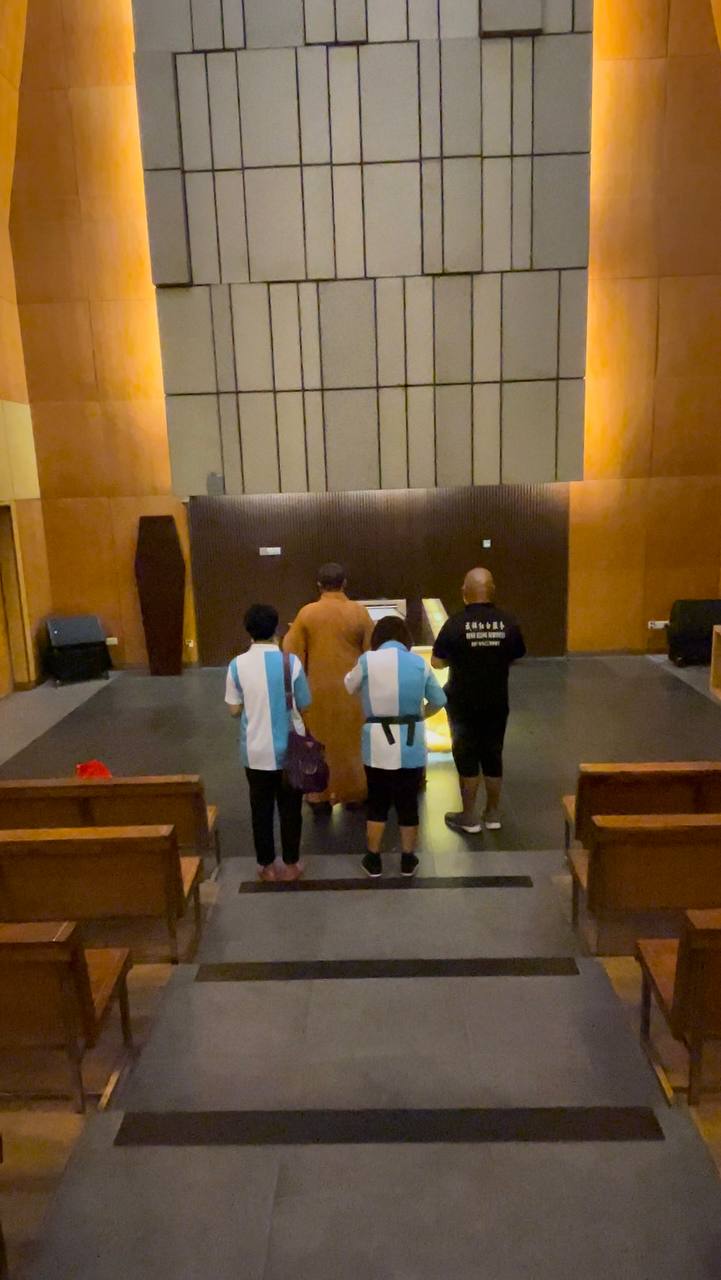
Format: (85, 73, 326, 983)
(365, 766, 423, 826)
(449, 709, 508, 779)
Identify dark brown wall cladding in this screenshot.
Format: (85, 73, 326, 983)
(188, 485, 570, 664)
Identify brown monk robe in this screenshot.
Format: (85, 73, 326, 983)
(283, 564, 373, 806)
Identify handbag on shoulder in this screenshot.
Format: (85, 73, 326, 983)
(282, 652, 329, 794)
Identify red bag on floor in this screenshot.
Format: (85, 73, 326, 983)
(75, 760, 112, 779)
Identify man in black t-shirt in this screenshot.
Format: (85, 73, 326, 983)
(432, 567, 525, 834)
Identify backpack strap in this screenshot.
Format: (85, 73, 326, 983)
(282, 651, 293, 712)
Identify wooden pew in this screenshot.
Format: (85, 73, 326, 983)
(637, 910, 721, 1104)
(0, 827, 202, 964)
(0, 775, 220, 865)
(569, 814, 721, 954)
(562, 761, 721, 853)
(0, 922, 133, 1112)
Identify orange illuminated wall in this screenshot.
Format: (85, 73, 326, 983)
(9, 0, 196, 667)
(569, 0, 721, 651)
(0, 0, 52, 686)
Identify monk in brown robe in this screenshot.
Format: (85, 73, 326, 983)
(284, 563, 373, 808)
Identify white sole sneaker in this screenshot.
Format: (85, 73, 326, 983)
(445, 814, 482, 835)
(483, 814, 502, 831)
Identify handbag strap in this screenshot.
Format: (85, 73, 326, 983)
(282, 650, 293, 713)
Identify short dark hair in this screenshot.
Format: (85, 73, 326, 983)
(244, 603, 278, 641)
(318, 562, 346, 590)
(371, 616, 412, 651)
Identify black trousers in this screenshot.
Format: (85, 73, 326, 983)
(365, 766, 423, 826)
(245, 769, 303, 866)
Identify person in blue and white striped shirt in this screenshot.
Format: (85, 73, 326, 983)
(225, 604, 311, 882)
(345, 616, 446, 879)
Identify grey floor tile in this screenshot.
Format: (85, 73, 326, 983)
(26, 1115, 279, 1280)
(2, 658, 720, 851)
(265, 1110, 721, 1279)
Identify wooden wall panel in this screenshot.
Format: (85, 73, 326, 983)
(642, 477, 721, 649)
(41, 496, 123, 643)
(40, 496, 197, 667)
(189, 486, 570, 663)
(568, 480, 647, 652)
(568, 476, 721, 653)
(584, 277, 657, 479)
(585, 0, 721, 483)
(7, 0, 184, 668)
(12, 497, 51, 678)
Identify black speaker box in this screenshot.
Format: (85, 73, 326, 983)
(45, 615, 111, 685)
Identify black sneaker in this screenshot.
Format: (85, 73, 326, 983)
(361, 852, 383, 878)
(401, 853, 420, 878)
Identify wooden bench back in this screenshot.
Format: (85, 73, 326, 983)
(587, 814, 721, 915)
(0, 777, 210, 849)
(575, 763, 721, 848)
(670, 910, 721, 1040)
(0, 826, 181, 924)
(0, 922, 96, 1048)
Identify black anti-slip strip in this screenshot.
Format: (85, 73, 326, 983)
(196, 958, 579, 982)
(115, 1108, 664, 1148)
(239, 875, 533, 894)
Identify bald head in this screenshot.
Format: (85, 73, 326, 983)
(463, 567, 495, 605)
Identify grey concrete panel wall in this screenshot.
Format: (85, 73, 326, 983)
(557, 378, 586, 480)
(473, 383, 501, 483)
(319, 281, 376, 389)
(502, 271, 559, 380)
(336, 0, 367, 43)
(441, 39, 481, 157)
(501, 381, 557, 483)
(191, 0, 222, 49)
(533, 34, 592, 154)
(436, 384, 472, 487)
(243, 0, 304, 48)
(219, 392, 243, 492)
(238, 392, 280, 493)
(157, 288, 215, 393)
(177, 54, 212, 168)
(185, 172, 220, 284)
(379, 388, 408, 489)
(360, 45, 419, 163)
(434, 275, 472, 385)
(222, 0, 245, 47)
(134, 3, 592, 492)
(325, 390, 380, 491)
(304, 0, 335, 44)
(363, 164, 421, 278)
(144, 170, 190, 284)
(482, 0, 542, 33)
(231, 285, 274, 391)
(277, 393, 308, 492)
(210, 286, 237, 392)
(244, 168, 306, 280)
(132, 0, 193, 51)
(208, 53, 242, 168)
(533, 153, 590, 268)
(166, 395, 222, 497)
(135, 53, 181, 168)
(368, 0, 407, 42)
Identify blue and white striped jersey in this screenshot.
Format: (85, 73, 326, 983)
(225, 644, 311, 771)
(344, 641, 446, 770)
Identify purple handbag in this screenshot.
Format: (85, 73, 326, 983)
(282, 653, 329, 794)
